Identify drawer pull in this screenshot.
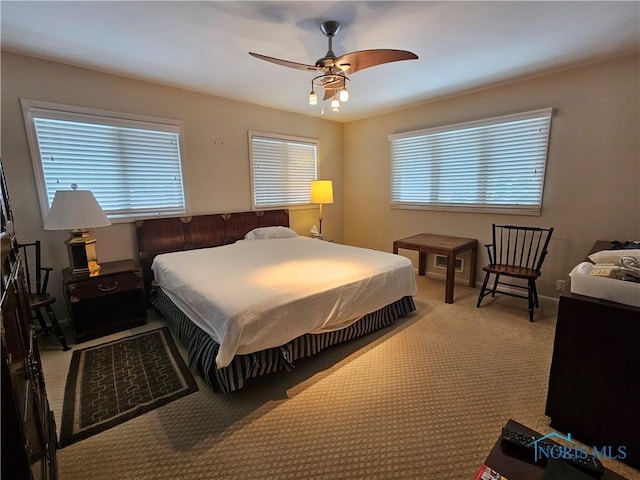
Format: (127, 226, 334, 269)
(98, 282, 119, 292)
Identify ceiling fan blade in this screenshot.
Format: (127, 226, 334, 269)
(323, 87, 339, 101)
(320, 76, 343, 87)
(334, 49, 418, 74)
(249, 52, 321, 72)
(319, 75, 344, 100)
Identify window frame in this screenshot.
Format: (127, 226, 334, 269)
(21, 98, 189, 224)
(248, 130, 319, 210)
(388, 108, 553, 216)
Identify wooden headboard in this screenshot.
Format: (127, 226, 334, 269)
(136, 209, 289, 297)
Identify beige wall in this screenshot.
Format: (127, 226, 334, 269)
(344, 54, 640, 297)
(1, 52, 344, 317)
(2, 51, 638, 317)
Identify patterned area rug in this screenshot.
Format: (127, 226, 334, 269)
(60, 327, 197, 447)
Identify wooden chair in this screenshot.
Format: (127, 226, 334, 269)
(476, 224, 554, 322)
(18, 241, 69, 350)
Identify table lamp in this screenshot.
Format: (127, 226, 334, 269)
(310, 180, 333, 235)
(44, 187, 111, 275)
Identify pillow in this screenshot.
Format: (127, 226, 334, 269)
(244, 226, 298, 240)
(588, 249, 640, 265)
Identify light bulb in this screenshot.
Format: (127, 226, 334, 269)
(339, 88, 349, 102)
(331, 98, 340, 109)
(309, 91, 318, 106)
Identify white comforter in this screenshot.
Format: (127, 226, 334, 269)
(152, 237, 417, 368)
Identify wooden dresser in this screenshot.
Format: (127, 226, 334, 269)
(1, 160, 58, 479)
(545, 241, 640, 469)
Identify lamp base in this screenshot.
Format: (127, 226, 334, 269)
(66, 230, 101, 276)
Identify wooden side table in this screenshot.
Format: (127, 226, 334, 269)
(393, 233, 478, 304)
(63, 259, 147, 342)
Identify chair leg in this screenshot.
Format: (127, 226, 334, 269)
(477, 272, 491, 307)
(528, 280, 535, 322)
(532, 281, 540, 308)
(33, 309, 50, 336)
(44, 305, 70, 351)
(491, 274, 500, 297)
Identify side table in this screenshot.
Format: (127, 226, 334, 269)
(63, 259, 147, 342)
(393, 233, 478, 303)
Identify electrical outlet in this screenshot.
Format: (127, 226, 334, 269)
(556, 279, 566, 291)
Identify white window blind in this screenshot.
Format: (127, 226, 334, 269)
(389, 108, 553, 215)
(249, 132, 318, 209)
(22, 99, 186, 221)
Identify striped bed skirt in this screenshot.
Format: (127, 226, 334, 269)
(152, 288, 416, 393)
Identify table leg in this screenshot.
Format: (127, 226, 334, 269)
(445, 253, 456, 303)
(418, 251, 426, 276)
(469, 245, 477, 288)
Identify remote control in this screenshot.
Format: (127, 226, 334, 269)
(501, 426, 604, 476)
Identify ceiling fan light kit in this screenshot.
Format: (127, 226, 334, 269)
(249, 20, 418, 115)
(310, 73, 349, 112)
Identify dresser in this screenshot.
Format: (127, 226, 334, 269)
(545, 241, 640, 468)
(1, 160, 58, 479)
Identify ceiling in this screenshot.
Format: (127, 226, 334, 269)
(2, 1, 639, 122)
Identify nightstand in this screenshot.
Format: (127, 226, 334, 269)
(63, 259, 147, 342)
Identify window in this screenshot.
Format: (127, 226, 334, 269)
(249, 131, 318, 209)
(389, 108, 553, 215)
(22, 99, 187, 222)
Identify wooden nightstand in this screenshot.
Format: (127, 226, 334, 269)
(63, 259, 147, 342)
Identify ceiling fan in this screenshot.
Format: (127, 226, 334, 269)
(249, 20, 418, 114)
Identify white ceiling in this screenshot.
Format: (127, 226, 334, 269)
(2, 1, 639, 122)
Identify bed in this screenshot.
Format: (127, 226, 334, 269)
(136, 210, 417, 393)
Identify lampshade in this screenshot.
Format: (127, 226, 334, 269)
(310, 180, 334, 204)
(44, 190, 111, 230)
(44, 189, 111, 276)
(310, 180, 333, 236)
(309, 90, 318, 106)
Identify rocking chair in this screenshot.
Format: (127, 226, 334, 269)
(18, 241, 69, 350)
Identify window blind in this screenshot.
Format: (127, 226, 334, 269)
(23, 100, 186, 221)
(389, 108, 553, 215)
(250, 133, 318, 209)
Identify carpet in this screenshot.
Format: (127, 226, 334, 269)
(46, 278, 640, 480)
(59, 327, 197, 447)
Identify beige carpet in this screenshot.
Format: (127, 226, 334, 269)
(38, 276, 639, 479)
